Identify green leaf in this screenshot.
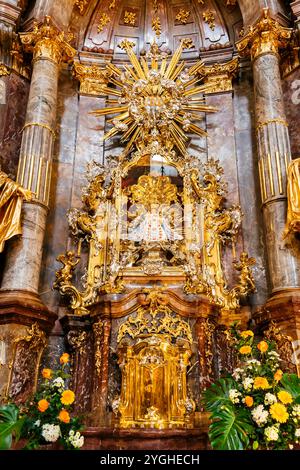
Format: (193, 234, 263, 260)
(208, 405, 254, 450)
(0, 404, 25, 449)
(281, 374, 300, 403)
(0, 433, 12, 450)
(203, 378, 236, 412)
(252, 441, 259, 450)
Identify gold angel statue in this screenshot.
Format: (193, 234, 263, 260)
(0, 169, 32, 252)
(284, 158, 300, 238)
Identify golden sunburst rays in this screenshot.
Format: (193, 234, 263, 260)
(92, 39, 217, 156)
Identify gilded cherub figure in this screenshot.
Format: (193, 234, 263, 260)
(54, 251, 79, 288)
(233, 252, 256, 295)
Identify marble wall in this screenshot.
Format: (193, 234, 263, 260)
(0, 72, 29, 178)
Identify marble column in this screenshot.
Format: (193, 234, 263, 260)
(291, 1, 300, 31)
(0, 1, 21, 67)
(237, 8, 300, 294)
(1, 16, 75, 293)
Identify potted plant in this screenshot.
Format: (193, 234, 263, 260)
(0, 353, 84, 450)
(203, 328, 300, 450)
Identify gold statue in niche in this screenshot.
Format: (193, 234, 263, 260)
(112, 290, 195, 429)
(284, 158, 300, 238)
(0, 169, 32, 252)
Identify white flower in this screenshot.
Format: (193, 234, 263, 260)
(246, 359, 261, 367)
(295, 429, 300, 438)
(229, 389, 242, 404)
(264, 425, 279, 442)
(52, 377, 65, 390)
(41, 424, 61, 443)
(232, 368, 244, 381)
(68, 430, 84, 449)
(242, 377, 254, 391)
(267, 351, 280, 359)
(292, 405, 300, 419)
(251, 405, 269, 426)
(34, 420, 41, 427)
(264, 393, 277, 405)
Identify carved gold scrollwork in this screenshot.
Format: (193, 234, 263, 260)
(93, 320, 103, 376)
(6, 323, 47, 399)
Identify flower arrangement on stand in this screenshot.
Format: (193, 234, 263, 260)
(203, 327, 300, 450)
(0, 353, 84, 450)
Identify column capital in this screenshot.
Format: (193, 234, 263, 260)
(196, 58, 239, 94)
(291, 1, 300, 22)
(73, 61, 111, 96)
(19, 15, 76, 64)
(236, 8, 292, 61)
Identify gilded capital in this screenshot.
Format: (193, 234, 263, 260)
(19, 16, 76, 64)
(73, 62, 112, 96)
(236, 8, 292, 61)
(0, 64, 10, 76)
(196, 58, 239, 93)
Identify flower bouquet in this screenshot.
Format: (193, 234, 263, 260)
(203, 328, 300, 450)
(0, 353, 84, 450)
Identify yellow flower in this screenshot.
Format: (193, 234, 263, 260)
(60, 353, 70, 364)
(61, 390, 75, 406)
(38, 399, 49, 412)
(244, 396, 254, 407)
(253, 377, 270, 390)
(270, 403, 289, 423)
(240, 330, 254, 339)
(42, 368, 52, 379)
(277, 390, 293, 405)
(239, 345, 252, 355)
(257, 341, 268, 353)
(58, 409, 70, 423)
(274, 369, 283, 382)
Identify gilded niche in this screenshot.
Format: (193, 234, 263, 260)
(112, 289, 195, 429)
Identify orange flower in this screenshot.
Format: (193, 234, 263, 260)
(42, 368, 52, 379)
(277, 391, 293, 405)
(240, 330, 254, 339)
(244, 396, 254, 407)
(61, 390, 75, 406)
(38, 399, 49, 412)
(58, 409, 70, 424)
(253, 377, 270, 390)
(257, 341, 268, 353)
(239, 345, 252, 355)
(60, 353, 70, 364)
(274, 369, 283, 382)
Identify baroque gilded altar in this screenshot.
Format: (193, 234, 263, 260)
(53, 38, 256, 430)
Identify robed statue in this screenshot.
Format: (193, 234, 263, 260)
(284, 158, 300, 239)
(0, 169, 32, 252)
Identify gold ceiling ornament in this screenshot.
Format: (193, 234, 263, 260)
(124, 11, 137, 26)
(74, 0, 89, 15)
(73, 61, 112, 95)
(0, 64, 10, 76)
(197, 58, 239, 93)
(151, 0, 161, 37)
(236, 8, 292, 61)
(129, 175, 178, 209)
(175, 9, 191, 25)
(92, 38, 217, 156)
(203, 10, 215, 31)
(97, 13, 111, 33)
(19, 16, 76, 64)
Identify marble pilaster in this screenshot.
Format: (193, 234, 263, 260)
(291, 1, 300, 30)
(0, 1, 21, 67)
(237, 9, 300, 293)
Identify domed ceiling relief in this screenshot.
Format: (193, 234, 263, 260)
(78, 0, 242, 59)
